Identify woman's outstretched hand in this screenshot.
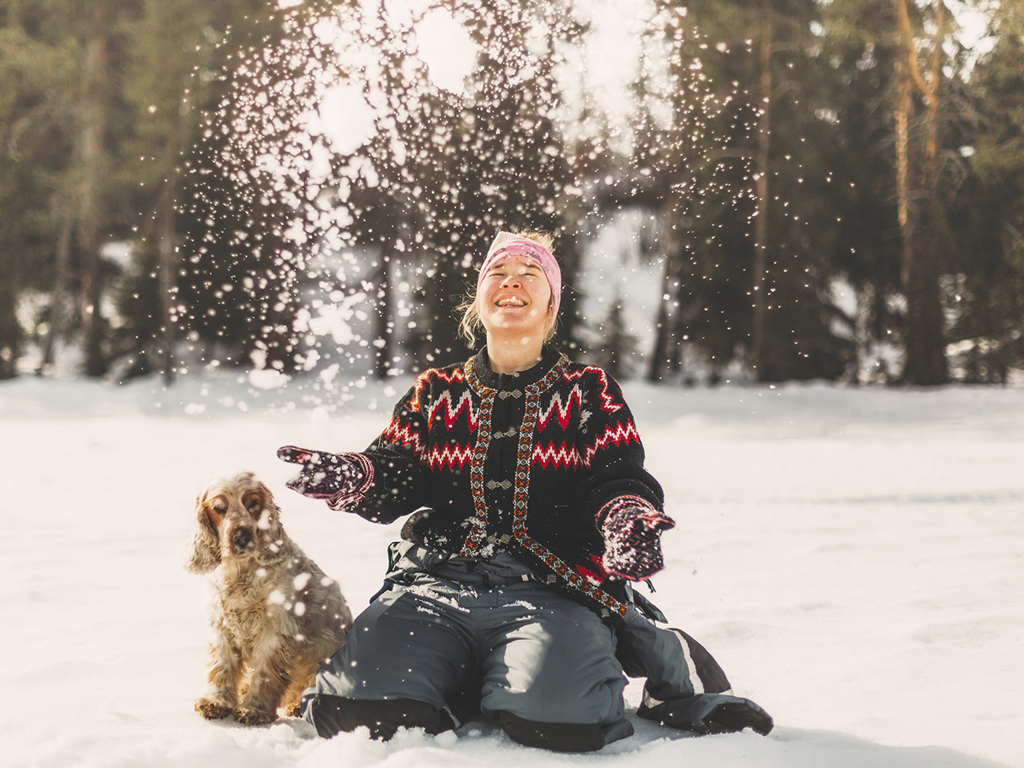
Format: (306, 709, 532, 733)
(277, 445, 367, 501)
(599, 497, 675, 581)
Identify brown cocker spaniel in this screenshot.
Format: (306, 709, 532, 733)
(186, 471, 352, 725)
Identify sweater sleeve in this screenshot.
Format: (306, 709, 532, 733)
(331, 374, 432, 524)
(574, 368, 665, 524)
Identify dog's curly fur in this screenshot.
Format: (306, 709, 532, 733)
(186, 471, 352, 726)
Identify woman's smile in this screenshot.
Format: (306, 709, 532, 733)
(477, 253, 552, 336)
(496, 294, 527, 308)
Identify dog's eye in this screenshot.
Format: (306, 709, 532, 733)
(247, 499, 263, 515)
(212, 503, 226, 515)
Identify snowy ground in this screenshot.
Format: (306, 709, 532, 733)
(1, 373, 1022, 768)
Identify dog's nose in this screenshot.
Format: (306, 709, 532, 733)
(232, 529, 252, 552)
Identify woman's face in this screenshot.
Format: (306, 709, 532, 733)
(476, 253, 553, 338)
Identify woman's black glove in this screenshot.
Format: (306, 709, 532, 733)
(599, 496, 675, 580)
(277, 446, 371, 508)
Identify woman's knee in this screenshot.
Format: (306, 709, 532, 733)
(314, 590, 473, 706)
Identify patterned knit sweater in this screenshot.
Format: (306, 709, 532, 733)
(335, 346, 665, 621)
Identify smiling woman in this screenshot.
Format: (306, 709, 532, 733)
(276, 229, 773, 751)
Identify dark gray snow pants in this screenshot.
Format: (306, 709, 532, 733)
(302, 579, 773, 750)
(302, 580, 631, 751)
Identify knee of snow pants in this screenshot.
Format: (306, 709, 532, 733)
(304, 587, 476, 711)
(617, 605, 733, 700)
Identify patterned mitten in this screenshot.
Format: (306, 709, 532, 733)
(277, 446, 371, 508)
(599, 496, 675, 580)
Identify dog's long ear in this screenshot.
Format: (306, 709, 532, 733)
(185, 494, 221, 574)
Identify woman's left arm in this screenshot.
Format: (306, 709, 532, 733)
(575, 370, 675, 580)
(575, 369, 663, 514)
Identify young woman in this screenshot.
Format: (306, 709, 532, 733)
(278, 232, 773, 751)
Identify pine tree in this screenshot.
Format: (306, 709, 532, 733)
(0, 0, 142, 378)
(945, 4, 1024, 381)
(634, 0, 853, 382)
(315, 0, 580, 371)
(820, 0, 905, 375)
(174, 3, 339, 375)
(599, 291, 639, 380)
(0, 0, 77, 377)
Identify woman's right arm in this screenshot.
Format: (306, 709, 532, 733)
(279, 376, 432, 524)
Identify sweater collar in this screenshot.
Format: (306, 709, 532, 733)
(468, 346, 564, 392)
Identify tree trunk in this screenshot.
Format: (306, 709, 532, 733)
(373, 251, 393, 380)
(646, 192, 686, 382)
(157, 164, 177, 385)
(39, 200, 75, 374)
(751, 0, 773, 380)
(553, 235, 583, 357)
(646, 12, 693, 384)
(895, 0, 948, 385)
(79, 31, 108, 378)
(895, 57, 912, 284)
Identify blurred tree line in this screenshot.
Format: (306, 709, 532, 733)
(0, 0, 1022, 385)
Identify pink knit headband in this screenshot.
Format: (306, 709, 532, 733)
(477, 233, 562, 316)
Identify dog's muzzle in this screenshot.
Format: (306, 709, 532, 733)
(231, 528, 253, 554)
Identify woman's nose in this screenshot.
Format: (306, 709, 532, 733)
(501, 274, 520, 287)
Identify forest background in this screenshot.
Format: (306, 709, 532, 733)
(2, 0, 1023, 391)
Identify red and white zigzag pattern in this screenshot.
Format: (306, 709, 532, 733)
(423, 443, 474, 470)
(562, 366, 623, 415)
(426, 389, 478, 431)
(582, 420, 641, 467)
(532, 441, 584, 470)
(379, 419, 426, 458)
(535, 387, 584, 432)
(408, 367, 466, 411)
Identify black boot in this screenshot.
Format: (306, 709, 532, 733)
(306, 694, 440, 740)
(637, 692, 774, 736)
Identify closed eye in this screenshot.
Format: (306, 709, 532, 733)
(486, 269, 539, 280)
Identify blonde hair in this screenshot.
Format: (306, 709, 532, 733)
(458, 231, 558, 347)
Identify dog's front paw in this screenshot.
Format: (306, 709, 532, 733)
(195, 697, 234, 720)
(233, 706, 277, 726)
(284, 702, 302, 718)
